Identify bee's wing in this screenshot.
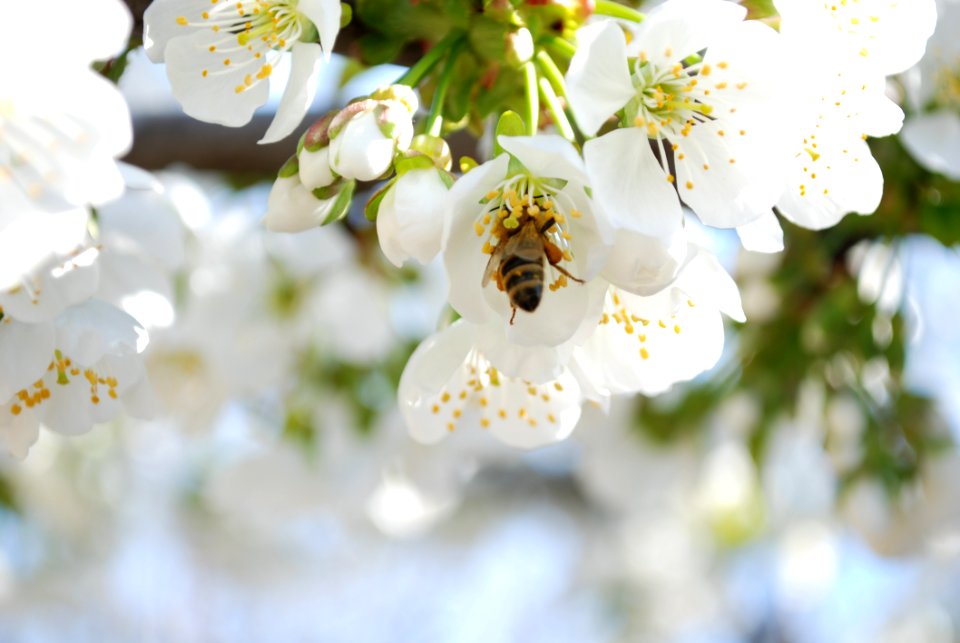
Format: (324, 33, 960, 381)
(482, 241, 505, 288)
(509, 222, 546, 261)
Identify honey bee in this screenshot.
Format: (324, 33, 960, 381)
(482, 215, 584, 324)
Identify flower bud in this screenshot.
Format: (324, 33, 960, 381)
(327, 86, 419, 182)
(297, 111, 338, 190)
(264, 157, 347, 233)
(376, 167, 449, 267)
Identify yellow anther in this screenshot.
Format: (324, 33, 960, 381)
(640, 347, 650, 360)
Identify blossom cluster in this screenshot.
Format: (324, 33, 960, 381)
(0, 0, 188, 457)
(241, 0, 936, 448)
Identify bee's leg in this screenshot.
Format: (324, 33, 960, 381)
(551, 262, 585, 284)
(510, 306, 517, 325)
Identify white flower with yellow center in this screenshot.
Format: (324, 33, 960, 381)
(775, 0, 937, 77)
(901, 0, 960, 180)
(775, 54, 902, 229)
(566, 1, 791, 239)
(0, 300, 154, 459)
(144, 0, 341, 143)
(399, 320, 583, 449)
(443, 135, 610, 348)
(573, 247, 744, 397)
(0, 0, 132, 220)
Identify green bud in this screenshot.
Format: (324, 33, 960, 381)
(504, 28, 535, 67)
(409, 134, 452, 171)
(459, 156, 480, 173)
(494, 110, 526, 156)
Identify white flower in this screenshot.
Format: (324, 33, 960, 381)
(0, 0, 132, 219)
(376, 167, 450, 267)
(573, 247, 744, 397)
(775, 0, 938, 77)
(0, 300, 154, 459)
(327, 86, 419, 181)
(143, 0, 341, 143)
(774, 39, 904, 230)
(0, 209, 100, 322)
(566, 2, 791, 237)
(263, 159, 353, 232)
(901, 0, 960, 180)
(95, 165, 186, 329)
(398, 320, 583, 449)
(443, 135, 610, 347)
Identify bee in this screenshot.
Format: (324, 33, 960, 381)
(482, 216, 584, 324)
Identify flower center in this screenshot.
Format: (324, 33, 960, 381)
(7, 350, 119, 417)
(430, 352, 564, 433)
(177, 0, 309, 92)
(474, 174, 581, 293)
(934, 62, 960, 109)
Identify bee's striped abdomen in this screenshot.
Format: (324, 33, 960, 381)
(500, 255, 544, 312)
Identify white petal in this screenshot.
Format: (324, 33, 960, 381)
(398, 321, 477, 444)
(901, 111, 960, 181)
(602, 227, 687, 296)
(260, 42, 324, 144)
(677, 119, 780, 228)
(0, 403, 40, 460)
(142, 0, 200, 62)
(298, 146, 336, 190)
(566, 21, 635, 136)
(487, 369, 582, 449)
(164, 29, 272, 127)
(55, 300, 145, 366)
(633, 0, 746, 67)
(328, 111, 397, 181)
(263, 176, 335, 232)
(584, 129, 683, 239)
(0, 321, 55, 400)
(377, 169, 447, 267)
(579, 287, 725, 395)
(777, 136, 883, 229)
(499, 135, 588, 185)
(299, 0, 343, 58)
(442, 155, 511, 324)
(737, 211, 784, 254)
(673, 248, 745, 322)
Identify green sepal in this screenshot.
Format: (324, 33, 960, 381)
(494, 111, 526, 156)
(339, 2, 353, 28)
(278, 155, 300, 179)
(321, 180, 357, 225)
(506, 155, 526, 178)
(299, 21, 319, 44)
(459, 156, 479, 173)
(365, 179, 395, 221)
(438, 170, 455, 190)
(395, 151, 437, 176)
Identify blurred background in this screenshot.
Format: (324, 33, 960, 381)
(1, 2, 959, 641)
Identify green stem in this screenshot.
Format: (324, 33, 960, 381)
(594, 0, 645, 22)
(521, 61, 539, 136)
(395, 31, 463, 87)
(538, 77, 575, 142)
(541, 35, 576, 61)
(535, 50, 568, 100)
(424, 39, 465, 137)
